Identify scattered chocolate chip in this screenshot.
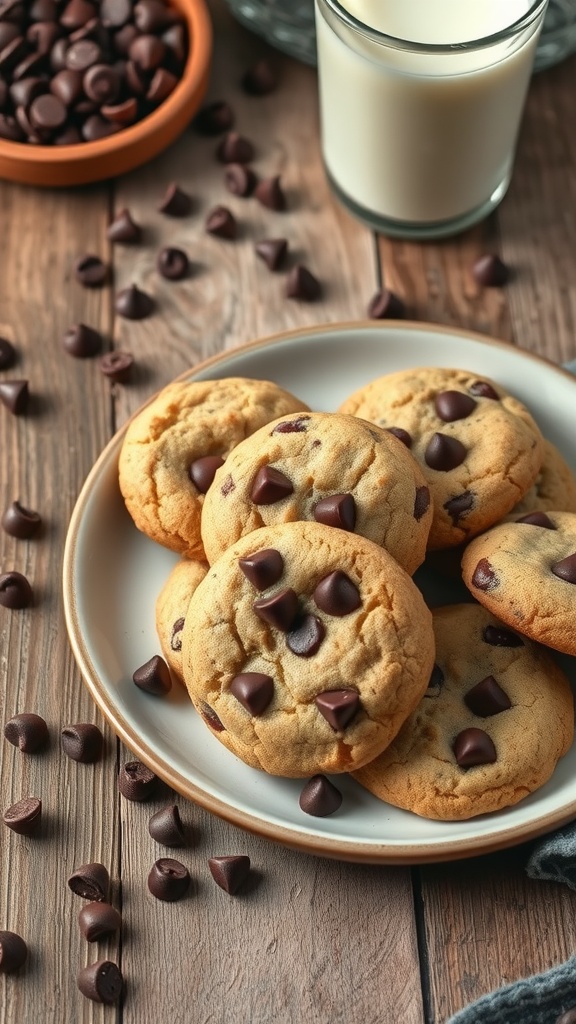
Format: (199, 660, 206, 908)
(453, 727, 497, 768)
(216, 130, 254, 164)
(286, 614, 325, 657)
(170, 618, 184, 651)
(0, 379, 29, 415)
(129, 33, 166, 71)
(224, 162, 257, 197)
(272, 416, 310, 434)
(472, 253, 509, 287)
(68, 862, 110, 901)
(194, 99, 234, 135)
(425, 664, 444, 697)
(483, 625, 524, 647)
(435, 390, 477, 422)
(148, 804, 185, 847)
(444, 491, 474, 524)
(61, 722, 103, 763)
(515, 511, 556, 529)
(134, 0, 173, 32)
(157, 245, 189, 281)
(313, 493, 356, 531)
(238, 548, 284, 590)
(367, 288, 405, 319)
(147, 857, 190, 901)
(133, 654, 172, 696)
(189, 455, 224, 493)
(0, 571, 33, 609)
(313, 571, 360, 617)
(254, 174, 286, 211)
(199, 702, 224, 732)
(3, 796, 42, 835)
(77, 960, 123, 1004)
(4, 712, 48, 752)
(413, 486, 430, 522)
(471, 558, 499, 592)
(29, 92, 67, 130)
(230, 672, 274, 715)
(253, 588, 299, 632)
(101, 0, 132, 28)
(250, 465, 293, 504)
(158, 182, 191, 216)
(107, 208, 142, 243)
(2, 500, 41, 539)
(299, 775, 342, 816)
(65, 39, 102, 73)
(63, 323, 102, 358)
(0, 931, 27, 973)
(551, 553, 576, 584)
(315, 689, 360, 730)
(117, 760, 157, 801)
(78, 902, 121, 942)
(464, 675, 512, 717)
(242, 57, 277, 95)
(424, 433, 467, 471)
(205, 205, 237, 239)
(100, 350, 134, 383)
(74, 253, 107, 287)
(255, 237, 287, 271)
(386, 426, 412, 448)
(208, 855, 250, 895)
(286, 264, 321, 301)
(0, 337, 16, 370)
(468, 380, 500, 400)
(221, 474, 235, 496)
(147, 66, 177, 102)
(115, 283, 155, 320)
(556, 1011, 576, 1024)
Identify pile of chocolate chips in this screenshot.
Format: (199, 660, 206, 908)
(0, 0, 188, 146)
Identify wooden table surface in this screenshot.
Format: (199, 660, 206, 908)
(1, 3, 576, 1022)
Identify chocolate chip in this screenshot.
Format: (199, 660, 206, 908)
(425, 664, 444, 697)
(453, 727, 497, 768)
(158, 181, 192, 216)
(224, 162, 257, 197)
(101, 0, 132, 28)
(10, 76, 46, 108)
(199, 702, 224, 732)
(148, 804, 186, 847)
(161, 21, 186, 61)
(253, 588, 299, 632)
(107, 208, 142, 243)
(65, 38, 101, 72)
(68, 862, 110, 901)
(61, 722, 103, 762)
(77, 960, 123, 1004)
(49, 68, 82, 106)
(286, 614, 325, 657)
(216, 130, 254, 164)
(272, 416, 310, 434)
(464, 675, 512, 717)
(0, 571, 33, 608)
(2, 500, 41, 539)
(78, 902, 121, 942)
(230, 673, 274, 715)
(221, 473, 233, 493)
(3, 796, 42, 835)
(238, 548, 284, 590)
(469, 380, 500, 400)
(4, 712, 48, 752)
(0, 931, 27, 973)
(134, 0, 173, 32)
(424, 433, 467, 471)
(0, 337, 16, 370)
(170, 617, 184, 651)
(205, 205, 237, 239)
(81, 113, 121, 141)
(61, 0, 97, 31)
(471, 558, 499, 592)
(443, 491, 474, 525)
(208, 855, 250, 895)
(315, 689, 360, 730)
(435, 390, 477, 422)
(100, 350, 134, 383)
(189, 454, 224, 493)
(157, 246, 189, 281)
(242, 57, 277, 95)
(115, 284, 155, 320)
(194, 99, 234, 135)
(255, 237, 287, 271)
(250, 465, 293, 504)
(147, 858, 190, 901)
(472, 253, 509, 287)
(299, 775, 342, 816)
(117, 760, 157, 801)
(313, 571, 360, 617)
(313, 493, 356, 531)
(413, 486, 430, 522)
(84, 62, 121, 104)
(254, 174, 286, 210)
(74, 253, 107, 287)
(286, 264, 321, 301)
(367, 288, 405, 319)
(133, 654, 172, 696)
(516, 511, 556, 529)
(129, 32, 166, 71)
(483, 625, 524, 647)
(551, 553, 576, 584)
(0, 379, 28, 414)
(386, 426, 412, 448)
(64, 323, 102, 357)
(0, 113, 25, 141)
(102, 96, 139, 123)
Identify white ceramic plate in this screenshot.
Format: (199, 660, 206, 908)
(63, 322, 576, 863)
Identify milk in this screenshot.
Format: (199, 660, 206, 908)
(315, 0, 546, 234)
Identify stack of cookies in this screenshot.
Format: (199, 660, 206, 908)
(118, 367, 576, 821)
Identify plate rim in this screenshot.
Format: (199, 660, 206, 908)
(63, 319, 576, 864)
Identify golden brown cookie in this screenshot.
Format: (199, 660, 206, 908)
(200, 411, 433, 573)
(181, 521, 435, 777)
(461, 510, 576, 655)
(353, 604, 574, 820)
(118, 378, 309, 559)
(338, 367, 544, 550)
(510, 439, 576, 517)
(155, 559, 208, 683)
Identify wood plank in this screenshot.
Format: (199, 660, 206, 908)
(0, 183, 118, 1022)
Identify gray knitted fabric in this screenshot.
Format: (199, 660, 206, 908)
(446, 956, 576, 1024)
(527, 822, 576, 890)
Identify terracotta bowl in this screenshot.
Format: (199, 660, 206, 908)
(0, 0, 213, 188)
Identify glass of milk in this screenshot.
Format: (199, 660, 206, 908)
(315, 0, 549, 239)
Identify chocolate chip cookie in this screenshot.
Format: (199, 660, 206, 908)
(339, 367, 544, 549)
(200, 412, 433, 573)
(461, 510, 576, 655)
(353, 604, 573, 820)
(510, 439, 576, 517)
(118, 378, 309, 559)
(181, 521, 435, 777)
(155, 559, 208, 683)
